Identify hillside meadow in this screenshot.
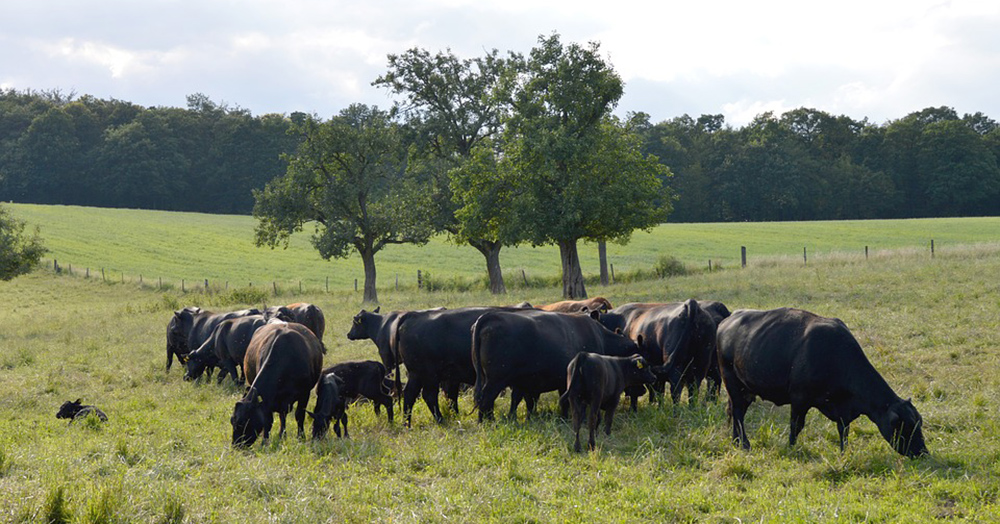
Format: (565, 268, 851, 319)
(9, 203, 1000, 292)
(1, 220, 1000, 521)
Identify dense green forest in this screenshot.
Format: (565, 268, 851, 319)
(2, 88, 999, 222)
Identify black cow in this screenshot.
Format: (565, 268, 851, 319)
(472, 309, 643, 422)
(265, 303, 326, 349)
(717, 307, 928, 458)
(392, 306, 529, 426)
(184, 315, 267, 384)
(346, 307, 409, 378)
(231, 322, 323, 447)
(312, 372, 348, 439)
(56, 399, 108, 424)
(561, 353, 657, 452)
(320, 360, 394, 423)
(166, 306, 260, 372)
(599, 299, 718, 408)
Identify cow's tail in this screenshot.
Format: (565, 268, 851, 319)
(390, 313, 409, 409)
(470, 315, 488, 413)
(560, 354, 587, 413)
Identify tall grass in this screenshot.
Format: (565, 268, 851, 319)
(2, 239, 1000, 520)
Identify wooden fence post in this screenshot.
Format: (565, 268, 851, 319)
(708, 260, 712, 272)
(395, 273, 399, 291)
(299, 281, 302, 294)
(182, 279, 185, 292)
(865, 246, 868, 260)
(931, 239, 935, 258)
(741, 246, 747, 268)
(417, 270, 422, 290)
(521, 269, 528, 286)
(610, 264, 616, 284)
(54, 259, 59, 273)
(273, 282, 278, 296)
(86, 268, 90, 278)
(102, 268, 105, 282)
(326, 276, 329, 293)
(354, 279, 358, 292)
(140, 274, 143, 285)
(803, 247, 807, 265)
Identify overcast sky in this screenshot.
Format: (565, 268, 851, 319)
(2, 0, 998, 127)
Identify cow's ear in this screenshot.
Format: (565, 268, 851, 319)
(374, 306, 380, 313)
(74, 398, 82, 404)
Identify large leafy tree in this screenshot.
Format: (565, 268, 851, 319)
(373, 47, 515, 294)
(0, 204, 46, 280)
(253, 104, 434, 304)
(503, 33, 670, 298)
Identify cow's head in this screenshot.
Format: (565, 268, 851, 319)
(347, 307, 380, 340)
(183, 351, 210, 382)
(167, 307, 200, 355)
(231, 392, 267, 448)
(264, 306, 295, 323)
(626, 356, 657, 386)
(56, 399, 84, 419)
(881, 398, 928, 458)
(311, 373, 347, 440)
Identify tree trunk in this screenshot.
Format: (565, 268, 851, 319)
(598, 240, 609, 286)
(470, 239, 506, 294)
(360, 248, 379, 304)
(558, 238, 587, 299)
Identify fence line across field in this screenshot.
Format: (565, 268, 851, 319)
(41, 240, 945, 296)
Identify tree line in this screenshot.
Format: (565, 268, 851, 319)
(2, 33, 999, 297)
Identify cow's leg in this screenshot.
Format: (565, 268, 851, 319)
(571, 399, 585, 452)
(604, 399, 620, 436)
(277, 407, 289, 439)
(557, 388, 568, 418)
(295, 396, 308, 439)
(443, 381, 460, 414)
(477, 381, 504, 422)
(525, 394, 538, 418)
(341, 413, 349, 438)
(587, 403, 600, 451)
(263, 413, 274, 443)
(421, 382, 444, 424)
(723, 371, 753, 450)
(507, 389, 523, 421)
(837, 419, 850, 452)
(402, 376, 422, 427)
(686, 377, 699, 405)
(789, 404, 808, 446)
(383, 395, 394, 424)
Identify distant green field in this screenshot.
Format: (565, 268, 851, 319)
(9, 203, 1000, 293)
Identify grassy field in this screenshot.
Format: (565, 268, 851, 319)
(1, 221, 1000, 521)
(9, 203, 1000, 293)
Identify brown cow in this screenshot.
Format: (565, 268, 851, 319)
(537, 297, 613, 313)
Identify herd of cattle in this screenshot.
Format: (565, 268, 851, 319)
(164, 297, 928, 457)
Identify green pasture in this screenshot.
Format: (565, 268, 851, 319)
(1, 233, 1000, 521)
(9, 203, 1000, 293)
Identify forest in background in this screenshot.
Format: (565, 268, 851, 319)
(1, 88, 999, 222)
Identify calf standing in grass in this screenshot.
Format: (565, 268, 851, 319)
(560, 354, 657, 452)
(312, 372, 348, 439)
(321, 361, 394, 423)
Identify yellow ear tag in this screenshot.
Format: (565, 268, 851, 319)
(636, 361, 644, 369)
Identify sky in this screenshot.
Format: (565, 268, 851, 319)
(2, 0, 998, 127)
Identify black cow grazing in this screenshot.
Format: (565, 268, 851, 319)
(312, 372, 348, 439)
(561, 354, 657, 452)
(472, 309, 643, 422)
(231, 322, 323, 448)
(184, 315, 267, 384)
(321, 360, 394, 423)
(166, 306, 260, 372)
(56, 399, 108, 424)
(717, 307, 928, 458)
(265, 303, 326, 351)
(599, 299, 718, 408)
(392, 306, 530, 426)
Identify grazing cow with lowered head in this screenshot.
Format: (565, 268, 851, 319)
(166, 306, 260, 372)
(472, 309, 643, 422)
(537, 297, 613, 313)
(231, 322, 323, 448)
(561, 353, 657, 452)
(717, 307, 928, 458)
(184, 315, 267, 384)
(56, 399, 108, 424)
(599, 299, 718, 408)
(265, 303, 326, 351)
(320, 360, 394, 423)
(312, 372, 348, 439)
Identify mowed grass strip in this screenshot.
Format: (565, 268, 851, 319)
(1, 241, 999, 521)
(10, 203, 1000, 292)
